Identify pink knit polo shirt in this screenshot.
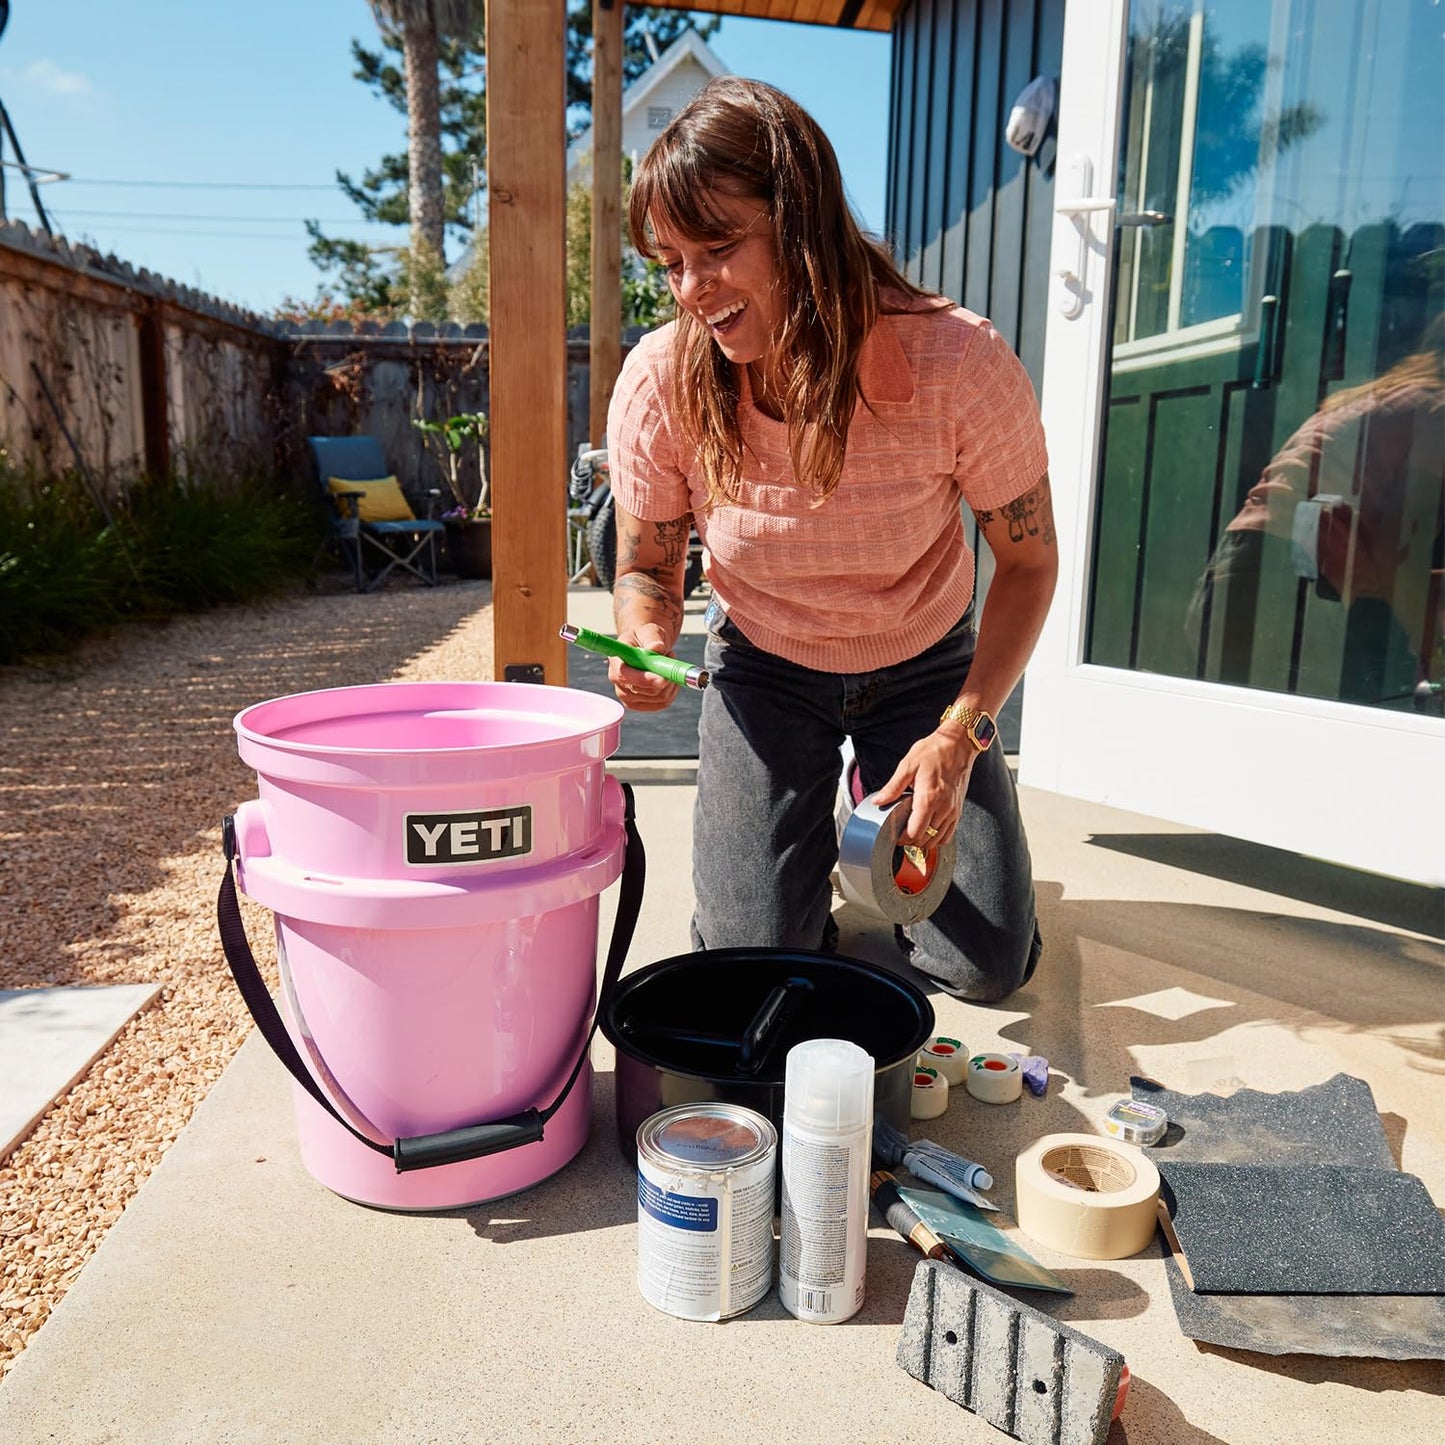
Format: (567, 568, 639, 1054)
(606, 303, 1048, 673)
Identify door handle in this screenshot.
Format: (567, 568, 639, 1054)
(1054, 155, 1116, 318)
(1118, 211, 1173, 227)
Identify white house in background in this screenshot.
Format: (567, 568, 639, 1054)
(566, 28, 728, 190)
(448, 29, 727, 282)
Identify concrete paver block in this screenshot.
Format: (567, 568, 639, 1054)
(0, 984, 161, 1163)
(897, 1258, 1123, 1445)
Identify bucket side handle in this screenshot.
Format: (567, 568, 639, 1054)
(217, 781, 646, 1175)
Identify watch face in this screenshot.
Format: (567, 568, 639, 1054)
(971, 713, 997, 750)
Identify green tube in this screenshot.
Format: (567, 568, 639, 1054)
(559, 624, 710, 690)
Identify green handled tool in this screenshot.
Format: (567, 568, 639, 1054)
(559, 624, 710, 690)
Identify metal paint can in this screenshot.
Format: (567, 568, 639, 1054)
(636, 1102, 777, 1322)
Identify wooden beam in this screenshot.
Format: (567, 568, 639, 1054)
(486, 0, 568, 686)
(589, 0, 623, 451)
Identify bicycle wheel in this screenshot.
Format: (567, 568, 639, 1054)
(587, 492, 617, 591)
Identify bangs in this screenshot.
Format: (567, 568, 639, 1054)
(630, 143, 764, 258)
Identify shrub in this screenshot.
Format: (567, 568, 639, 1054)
(0, 466, 323, 665)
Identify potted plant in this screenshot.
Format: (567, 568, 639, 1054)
(413, 410, 491, 579)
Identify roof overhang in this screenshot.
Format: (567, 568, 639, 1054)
(631, 1, 904, 35)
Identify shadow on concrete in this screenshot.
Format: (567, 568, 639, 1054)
(1022, 885, 1445, 1064)
(462, 1069, 637, 1243)
(1107, 1372, 1231, 1444)
(1087, 832, 1444, 940)
(1196, 1339, 1445, 1393)
(564, 633, 704, 759)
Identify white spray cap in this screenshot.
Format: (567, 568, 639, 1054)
(784, 1038, 875, 1134)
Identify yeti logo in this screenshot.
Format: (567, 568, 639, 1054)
(404, 806, 533, 866)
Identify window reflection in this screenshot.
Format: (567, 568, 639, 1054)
(1189, 313, 1444, 711)
(1088, 0, 1445, 717)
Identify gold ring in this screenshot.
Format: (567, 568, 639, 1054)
(925, 826, 940, 838)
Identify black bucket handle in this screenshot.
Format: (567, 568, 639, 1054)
(216, 783, 645, 1174)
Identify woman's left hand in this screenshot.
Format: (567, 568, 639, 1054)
(872, 729, 978, 850)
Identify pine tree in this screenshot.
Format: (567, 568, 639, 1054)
(304, 2, 717, 317)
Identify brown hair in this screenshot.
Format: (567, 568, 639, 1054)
(628, 76, 937, 506)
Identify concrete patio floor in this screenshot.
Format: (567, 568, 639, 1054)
(1, 587, 1440, 1443)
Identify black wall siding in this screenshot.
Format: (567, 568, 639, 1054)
(888, 0, 1065, 394)
(921, 0, 957, 292)
(888, 17, 919, 258)
(939, 6, 977, 306)
(964, 0, 1005, 317)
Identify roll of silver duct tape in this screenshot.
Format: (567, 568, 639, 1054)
(837, 792, 955, 926)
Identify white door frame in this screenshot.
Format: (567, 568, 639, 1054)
(1018, 0, 1444, 888)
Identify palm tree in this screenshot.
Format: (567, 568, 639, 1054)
(368, 1, 484, 263)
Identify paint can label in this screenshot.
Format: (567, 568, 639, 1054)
(636, 1104, 777, 1322)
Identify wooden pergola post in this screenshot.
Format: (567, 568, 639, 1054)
(486, 0, 568, 685)
(589, 0, 623, 448)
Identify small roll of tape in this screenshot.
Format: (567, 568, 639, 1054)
(1014, 1133, 1161, 1260)
(1103, 1098, 1168, 1146)
(965, 1052, 1022, 1104)
(837, 792, 955, 925)
(911, 1065, 950, 1120)
(918, 1036, 968, 1086)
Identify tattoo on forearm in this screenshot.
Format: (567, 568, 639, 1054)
(984, 477, 1055, 547)
(615, 572, 682, 635)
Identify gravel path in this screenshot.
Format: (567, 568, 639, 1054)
(0, 579, 494, 1376)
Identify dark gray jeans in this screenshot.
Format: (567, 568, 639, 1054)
(691, 603, 1043, 1002)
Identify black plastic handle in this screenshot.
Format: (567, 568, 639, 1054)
(736, 976, 813, 1076)
(392, 1111, 546, 1172)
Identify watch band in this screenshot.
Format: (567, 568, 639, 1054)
(939, 701, 997, 752)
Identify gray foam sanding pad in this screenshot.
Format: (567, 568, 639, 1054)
(1132, 1072, 1395, 1168)
(1131, 1073, 1445, 1354)
(1158, 1161, 1445, 1295)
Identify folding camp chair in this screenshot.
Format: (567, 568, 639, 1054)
(308, 436, 445, 593)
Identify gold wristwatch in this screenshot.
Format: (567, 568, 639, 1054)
(939, 701, 997, 752)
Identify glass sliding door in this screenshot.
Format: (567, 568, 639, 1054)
(1024, 0, 1443, 885)
(1090, 0, 1443, 714)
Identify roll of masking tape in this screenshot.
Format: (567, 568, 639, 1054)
(911, 1065, 950, 1120)
(918, 1036, 968, 1087)
(837, 792, 955, 926)
(965, 1052, 1022, 1104)
(1014, 1133, 1162, 1260)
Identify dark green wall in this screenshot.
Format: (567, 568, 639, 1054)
(886, 0, 1065, 394)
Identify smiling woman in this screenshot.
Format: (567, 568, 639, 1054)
(601, 76, 1059, 1004)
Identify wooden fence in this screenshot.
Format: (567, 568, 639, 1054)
(0, 221, 623, 501)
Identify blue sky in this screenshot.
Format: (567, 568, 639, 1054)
(0, 3, 891, 316)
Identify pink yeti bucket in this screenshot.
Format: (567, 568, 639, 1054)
(218, 680, 637, 1211)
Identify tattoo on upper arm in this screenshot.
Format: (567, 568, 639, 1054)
(618, 513, 642, 571)
(983, 476, 1055, 547)
(654, 517, 690, 568)
(617, 512, 691, 573)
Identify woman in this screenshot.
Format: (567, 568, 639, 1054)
(605, 77, 1057, 1002)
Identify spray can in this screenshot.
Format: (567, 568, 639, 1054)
(778, 1037, 874, 1323)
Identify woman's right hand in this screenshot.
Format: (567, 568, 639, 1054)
(608, 622, 681, 711)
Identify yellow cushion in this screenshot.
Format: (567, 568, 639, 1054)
(327, 475, 415, 523)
